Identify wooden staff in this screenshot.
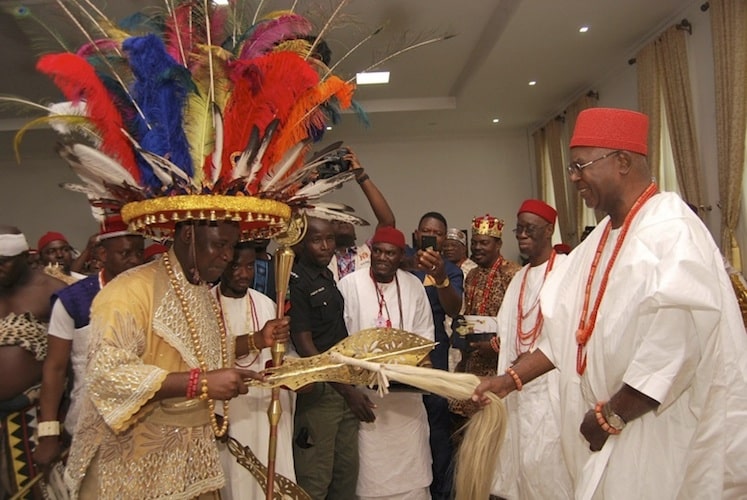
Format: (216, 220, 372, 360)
(266, 241, 295, 499)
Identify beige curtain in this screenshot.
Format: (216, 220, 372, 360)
(565, 93, 599, 243)
(532, 128, 547, 201)
(711, 0, 747, 268)
(545, 118, 574, 243)
(657, 26, 705, 208)
(636, 43, 662, 180)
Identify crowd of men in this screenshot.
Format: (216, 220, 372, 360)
(1, 107, 746, 499)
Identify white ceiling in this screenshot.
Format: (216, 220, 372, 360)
(0, 0, 696, 149)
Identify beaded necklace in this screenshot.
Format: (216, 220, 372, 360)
(216, 290, 260, 369)
(515, 250, 557, 355)
(370, 268, 403, 329)
(467, 256, 503, 315)
(575, 183, 657, 375)
(163, 252, 230, 436)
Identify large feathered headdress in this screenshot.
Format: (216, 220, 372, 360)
(7, 2, 367, 240)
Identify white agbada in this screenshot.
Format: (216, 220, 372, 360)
(538, 193, 747, 499)
(493, 254, 573, 500)
(338, 268, 435, 499)
(212, 287, 296, 500)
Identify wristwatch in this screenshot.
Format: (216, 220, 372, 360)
(603, 403, 627, 432)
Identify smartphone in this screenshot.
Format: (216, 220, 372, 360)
(421, 235, 438, 251)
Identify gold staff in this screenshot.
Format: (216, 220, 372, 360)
(266, 214, 306, 500)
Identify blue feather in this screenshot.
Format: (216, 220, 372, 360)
(123, 34, 193, 188)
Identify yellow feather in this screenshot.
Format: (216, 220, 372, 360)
(274, 39, 312, 59)
(13, 115, 94, 163)
(184, 46, 233, 185)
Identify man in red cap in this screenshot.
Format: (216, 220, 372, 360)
(37, 231, 87, 283)
(338, 226, 435, 500)
(34, 215, 145, 472)
(474, 108, 747, 498)
(490, 199, 573, 499)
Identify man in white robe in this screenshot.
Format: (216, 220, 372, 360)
(492, 199, 572, 499)
(338, 226, 435, 500)
(473, 108, 747, 499)
(213, 242, 295, 499)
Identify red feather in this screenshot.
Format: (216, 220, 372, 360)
(36, 53, 141, 183)
(219, 51, 318, 180)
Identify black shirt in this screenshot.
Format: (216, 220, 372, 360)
(289, 260, 348, 354)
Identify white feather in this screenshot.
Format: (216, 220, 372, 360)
(260, 142, 306, 191)
(244, 119, 279, 189)
(48, 101, 102, 146)
(289, 171, 356, 201)
(302, 205, 369, 225)
(231, 126, 259, 180)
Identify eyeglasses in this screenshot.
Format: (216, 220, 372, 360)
(566, 150, 623, 176)
(512, 224, 548, 237)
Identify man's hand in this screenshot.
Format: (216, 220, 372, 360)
(472, 374, 516, 406)
(33, 437, 62, 475)
(580, 408, 609, 451)
(205, 368, 263, 399)
(416, 248, 447, 283)
(256, 316, 290, 350)
(338, 386, 376, 422)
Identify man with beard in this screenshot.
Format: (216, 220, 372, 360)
(34, 215, 145, 473)
(338, 226, 434, 499)
(329, 150, 395, 281)
(0, 225, 66, 498)
(491, 200, 573, 499)
(64, 219, 264, 499)
(409, 211, 464, 500)
(289, 217, 375, 499)
(473, 108, 747, 498)
(213, 241, 293, 499)
(450, 214, 520, 419)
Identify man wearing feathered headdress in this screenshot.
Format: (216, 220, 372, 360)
(21, 3, 366, 497)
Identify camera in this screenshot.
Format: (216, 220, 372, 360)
(317, 148, 352, 179)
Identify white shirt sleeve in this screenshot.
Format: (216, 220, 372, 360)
(48, 299, 75, 341)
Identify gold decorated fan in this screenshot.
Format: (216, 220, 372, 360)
(248, 328, 436, 390)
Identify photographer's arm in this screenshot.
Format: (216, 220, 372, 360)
(347, 151, 395, 228)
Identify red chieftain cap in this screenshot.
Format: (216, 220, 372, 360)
(97, 214, 136, 242)
(37, 231, 69, 251)
(570, 107, 649, 156)
(371, 226, 406, 250)
(517, 199, 557, 224)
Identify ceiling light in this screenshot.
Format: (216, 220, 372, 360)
(326, 126, 333, 131)
(356, 71, 390, 85)
(528, 81, 537, 86)
(213, 0, 229, 5)
(492, 118, 500, 123)
(579, 26, 590, 33)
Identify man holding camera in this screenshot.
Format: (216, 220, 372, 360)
(328, 149, 396, 281)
